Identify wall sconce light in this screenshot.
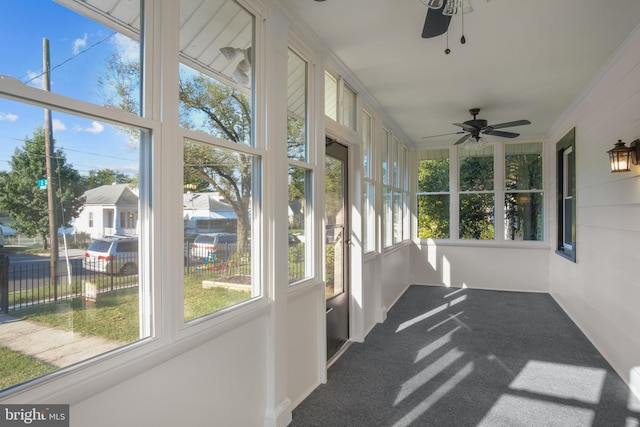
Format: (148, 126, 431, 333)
(607, 139, 639, 173)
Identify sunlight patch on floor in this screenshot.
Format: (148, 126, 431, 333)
(394, 348, 465, 405)
(478, 395, 594, 427)
(415, 326, 461, 362)
(396, 295, 467, 333)
(391, 362, 474, 427)
(630, 366, 640, 411)
(509, 360, 606, 404)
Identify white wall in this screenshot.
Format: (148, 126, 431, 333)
(381, 245, 413, 315)
(548, 24, 640, 388)
(412, 244, 549, 293)
(71, 317, 268, 427)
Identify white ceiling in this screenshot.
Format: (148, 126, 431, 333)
(280, 0, 640, 148)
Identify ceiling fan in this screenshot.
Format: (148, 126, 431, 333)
(423, 108, 531, 145)
(421, 2, 451, 38)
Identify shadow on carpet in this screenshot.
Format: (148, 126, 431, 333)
(290, 285, 640, 427)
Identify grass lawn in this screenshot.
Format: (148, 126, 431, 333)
(1, 275, 251, 389)
(16, 275, 252, 341)
(0, 347, 56, 390)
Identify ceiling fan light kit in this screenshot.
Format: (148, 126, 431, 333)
(420, 0, 487, 53)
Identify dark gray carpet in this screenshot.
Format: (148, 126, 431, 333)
(290, 285, 640, 427)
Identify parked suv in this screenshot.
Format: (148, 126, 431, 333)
(190, 233, 237, 264)
(83, 236, 139, 275)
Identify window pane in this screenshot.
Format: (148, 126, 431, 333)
(418, 155, 449, 192)
(403, 191, 410, 241)
(362, 111, 372, 179)
(382, 130, 390, 185)
(342, 83, 357, 130)
(460, 193, 495, 240)
(0, 102, 147, 391)
(288, 49, 307, 161)
(0, 0, 141, 115)
(505, 192, 544, 241)
(393, 191, 402, 244)
(505, 143, 543, 190)
(418, 195, 450, 239)
(363, 181, 376, 252)
(392, 138, 399, 188)
(179, 0, 254, 146)
(183, 139, 258, 322)
(324, 71, 337, 121)
(383, 187, 392, 248)
(460, 146, 494, 191)
(288, 166, 309, 284)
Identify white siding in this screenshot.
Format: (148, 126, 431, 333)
(548, 24, 640, 390)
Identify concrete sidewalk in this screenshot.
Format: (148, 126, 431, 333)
(0, 315, 123, 368)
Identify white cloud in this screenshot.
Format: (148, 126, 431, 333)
(52, 119, 66, 131)
(85, 121, 105, 134)
(0, 112, 18, 122)
(73, 33, 88, 55)
(26, 70, 44, 89)
(111, 33, 139, 62)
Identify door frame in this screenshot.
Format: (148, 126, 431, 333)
(325, 138, 351, 362)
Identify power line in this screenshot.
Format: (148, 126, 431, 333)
(22, 32, 118, 85)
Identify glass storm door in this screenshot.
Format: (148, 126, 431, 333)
(325, 140, 350, 360)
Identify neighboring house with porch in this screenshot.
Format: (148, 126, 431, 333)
(75, 184, 139, 239)
(183, 192, 237, 237)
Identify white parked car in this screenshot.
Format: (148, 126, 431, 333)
(83, 236, 139, 275)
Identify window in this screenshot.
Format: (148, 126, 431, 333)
(417, 149, 450, 239)
(287, 47, 312, 284)
(0, 0, 148, 392)
(324, 69, 357, 131)
(459, 145, 495, 240)
(505, 142, 544, 241)
(324, 71, 338, 121)
(180, 0, 260, 320)
(556, 128, 576, 261)
(418, 142, 545, 243)
(382, 129, 408, 248)
(362, 110, 376, 253)
(342, 83, 357, 131)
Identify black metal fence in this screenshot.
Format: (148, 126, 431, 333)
(0, 255, 140, 313)
(0, 249, 255, 314)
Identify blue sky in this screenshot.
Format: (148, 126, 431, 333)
(0, 0, 140, 176)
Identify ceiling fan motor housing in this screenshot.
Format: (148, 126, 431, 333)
(465, 119, 487, 129)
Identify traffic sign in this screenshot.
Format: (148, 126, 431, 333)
(38, 179, 47, 189)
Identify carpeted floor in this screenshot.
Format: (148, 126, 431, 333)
(290, 285, 640, 426)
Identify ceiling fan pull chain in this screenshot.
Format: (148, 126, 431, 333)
(461, 7, 466, 44)
(445, 29, 451, 54)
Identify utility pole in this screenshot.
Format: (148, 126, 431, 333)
(43, 37, 59, 299)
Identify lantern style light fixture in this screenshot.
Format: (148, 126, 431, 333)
(607, 139, 640, 172)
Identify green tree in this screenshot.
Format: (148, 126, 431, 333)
(0, 128, 85, 248)
(417, 157, 450, 238)
(83, 169, 135, 190)
(459, 154, 495, 240)
(505, 151, 543, 240)
(101, 53, 255, 253)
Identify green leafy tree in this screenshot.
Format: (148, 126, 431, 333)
(101, 53, 255, 253)
(417, 157, 450, 238)
(459, 154, 495, 240)
(505, 152, 543, 240)
(0, 128, 85, 248)
(83, 169, 136, 190)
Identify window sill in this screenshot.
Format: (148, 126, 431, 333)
(555, 249, 577, 263)
(419, 238, 550, 250)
